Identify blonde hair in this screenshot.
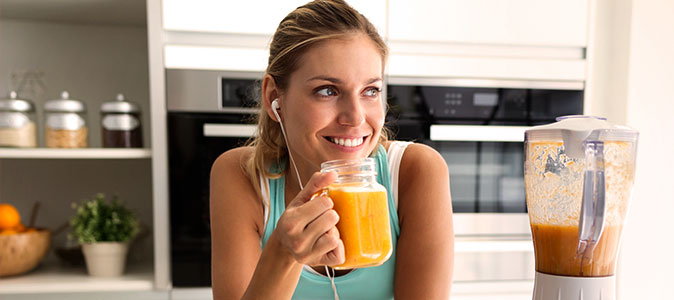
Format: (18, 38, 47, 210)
(245, 0, 390, 193)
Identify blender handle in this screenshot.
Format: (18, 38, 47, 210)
(577, 140, 606, 257)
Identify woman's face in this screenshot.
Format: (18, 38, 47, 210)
(279, 33, 385, 172)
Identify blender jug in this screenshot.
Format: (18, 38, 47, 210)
(524, 116, 638, 300)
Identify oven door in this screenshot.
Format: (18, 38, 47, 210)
(386, 78, 584, 283)
(168, 112, 255, 287)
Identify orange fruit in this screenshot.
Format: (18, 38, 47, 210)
(0, 203, 21, 230)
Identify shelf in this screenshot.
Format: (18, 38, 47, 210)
(0, 148, 152, 159)
(0, 262, 154, 294)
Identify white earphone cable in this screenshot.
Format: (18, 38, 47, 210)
(272, 99, 339, 300)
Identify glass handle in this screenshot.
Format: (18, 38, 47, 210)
(577, 140, 606, 261)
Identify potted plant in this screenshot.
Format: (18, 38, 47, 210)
(70, 193, 139, 277)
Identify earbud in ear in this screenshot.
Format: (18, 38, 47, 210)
(271, 98, 282, 122)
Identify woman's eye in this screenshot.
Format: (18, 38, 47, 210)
(316, 87, 337, 97)
(364, 87, 381, 97)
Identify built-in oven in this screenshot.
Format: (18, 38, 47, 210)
(386, 77, 584, 283)
(166, 69, 260, 287)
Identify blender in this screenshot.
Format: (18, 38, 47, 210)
(524, 116, 638, 300)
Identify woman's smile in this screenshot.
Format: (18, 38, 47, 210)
(325, 135, 370, 151)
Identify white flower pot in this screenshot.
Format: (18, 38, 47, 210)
(81, 241, 129, 277)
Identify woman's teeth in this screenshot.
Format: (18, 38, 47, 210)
(330, 137, 364, 147)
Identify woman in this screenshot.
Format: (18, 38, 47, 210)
(210, 0, 454, 299)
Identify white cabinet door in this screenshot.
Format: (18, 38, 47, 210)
(389, 0, 588, 47)
(162, 0, 386, 37)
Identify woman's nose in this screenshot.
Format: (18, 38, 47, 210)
(337, 94, 365, 127)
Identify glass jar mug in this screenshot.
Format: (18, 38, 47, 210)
(320, 158, 393, 269)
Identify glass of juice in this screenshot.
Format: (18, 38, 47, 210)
(320, 158, 392, 269)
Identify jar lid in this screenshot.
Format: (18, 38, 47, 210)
(45, 91, 86, 112)
(0, 91, 35, 112)
(100, 94, 140, 113)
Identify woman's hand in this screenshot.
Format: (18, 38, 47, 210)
(273, 171, 345, 267)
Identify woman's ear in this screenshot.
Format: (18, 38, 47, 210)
(262, 74, 280, 122)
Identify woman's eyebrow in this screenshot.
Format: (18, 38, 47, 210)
(307, 75, 342, 84)
(307, 76, 382, 85)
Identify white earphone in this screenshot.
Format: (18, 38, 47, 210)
(270, 97, 340, 299)
(271, 98, 282, 122)
(272, 98, 280, 110)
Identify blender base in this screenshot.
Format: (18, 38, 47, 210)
(533, 272, 615, 300)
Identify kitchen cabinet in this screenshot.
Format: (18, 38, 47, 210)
(0, 0, 156, 298)
(162, 0, 386, 37)
(161, 0, 387, 73)
(386, 0, 589, 81)
(388, 0, 588, 47)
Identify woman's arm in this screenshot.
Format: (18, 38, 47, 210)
(210, 147, 344, 300)
(394, 143, 454, 299)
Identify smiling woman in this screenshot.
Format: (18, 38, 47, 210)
(209, 1, 454, 300)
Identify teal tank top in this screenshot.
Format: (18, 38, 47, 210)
(260, 145, 400, 300)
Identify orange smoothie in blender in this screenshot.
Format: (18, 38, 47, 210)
(531, 223, 622, 277)
(328, 184, 392, 270)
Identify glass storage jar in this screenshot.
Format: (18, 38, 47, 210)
(100, 93, 142, 148)
(44, 91, 88, 148)
(0, 91, 37, 147)
(320, 157, 393, 269)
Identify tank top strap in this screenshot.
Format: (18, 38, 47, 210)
(260, 160, 286, 249)
(373, 144, 401, 236)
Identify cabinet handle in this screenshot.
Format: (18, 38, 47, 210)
(203, 124, 256, 137)
(430, 125, 530, 142)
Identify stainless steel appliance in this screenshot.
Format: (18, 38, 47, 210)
(166, 69, 260, 287)
(386, 77, 584, 283)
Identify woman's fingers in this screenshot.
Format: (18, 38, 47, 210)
(287, 171, 336, 208)
(303, 208, 339, 245)
(313, 227, 345, 266)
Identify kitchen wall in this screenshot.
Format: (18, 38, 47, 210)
(0, 18, 154, 265)
(615, 0, 674, 298)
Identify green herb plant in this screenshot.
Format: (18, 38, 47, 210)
(70, 193, 140, 244)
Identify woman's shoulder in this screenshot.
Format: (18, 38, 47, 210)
(211, 146, 255, 182)
(389, 141, 448, 180)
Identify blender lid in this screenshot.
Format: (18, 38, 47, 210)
(0, 91, 35, 112)
(525, 115, 638, 158)
(100, 93, 140, 113)
(44, 91, 86, 112)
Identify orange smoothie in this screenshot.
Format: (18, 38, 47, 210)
(531, 223, 622, 277)
(328, 185, 392, 269)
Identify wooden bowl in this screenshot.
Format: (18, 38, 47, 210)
(0, 229, 50, 277)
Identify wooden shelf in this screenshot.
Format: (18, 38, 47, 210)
(0, 148, 152, 159)
(0, 262, 154, 294)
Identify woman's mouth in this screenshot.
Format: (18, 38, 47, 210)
(326, 136, 367, 147)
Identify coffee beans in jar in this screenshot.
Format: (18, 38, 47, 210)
(44, 91, 88, 148)
(100, 93, 142, 148)
(0, 91, 37, 148)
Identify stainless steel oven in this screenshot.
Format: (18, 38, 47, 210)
(166, 69, 260, 287)
(386, 77, 584, 283)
